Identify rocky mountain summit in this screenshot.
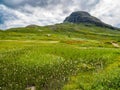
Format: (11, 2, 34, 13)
(64, 11, 118, 29)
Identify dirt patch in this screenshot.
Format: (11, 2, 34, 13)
(112, 42, 120, 48)
(26, 86, 36, 90)
(0, 40, 59, 43)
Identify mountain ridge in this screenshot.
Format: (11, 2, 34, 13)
(64, 11, 119, 30)
(0, 11, 120, 31)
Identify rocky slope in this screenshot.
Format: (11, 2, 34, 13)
(64, 11, 118, 30)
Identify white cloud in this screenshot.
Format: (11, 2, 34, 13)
(0, 0, 120, 30)
(90, 0, 120, 26)
(0, 4, 68, 29)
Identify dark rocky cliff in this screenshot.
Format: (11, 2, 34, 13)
(64, 11, 118, 30)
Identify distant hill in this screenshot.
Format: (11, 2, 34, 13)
(64, 11, 119, 30)
(26, 25, 40, 28)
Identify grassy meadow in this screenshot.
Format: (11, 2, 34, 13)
(0, 23, 120, 90)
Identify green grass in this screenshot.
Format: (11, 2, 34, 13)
(0, 23, 120, 90)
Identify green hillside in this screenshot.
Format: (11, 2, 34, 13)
(0, 23, 120, 90)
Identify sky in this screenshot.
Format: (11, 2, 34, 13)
(0, 0, 120, 30)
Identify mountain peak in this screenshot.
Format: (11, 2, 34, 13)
(70, 11, 91, 17)
(64, 11, 118, 30)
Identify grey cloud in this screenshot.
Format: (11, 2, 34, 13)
(72, 0, 100, 11)
(0, 5, 18, 24)
(1, 0, 99, 10)
(0, 12, 4, 24)
(0, 0, 120, 30)
(0, 0, 63, 8)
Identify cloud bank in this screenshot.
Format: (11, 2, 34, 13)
(0, 0, 120, 30)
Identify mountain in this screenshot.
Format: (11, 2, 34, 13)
(64, 11, 118, 30)
(0, 12, 120, 90)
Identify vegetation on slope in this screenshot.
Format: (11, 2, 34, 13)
(0, 23, 120, 90)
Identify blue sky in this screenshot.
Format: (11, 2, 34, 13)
(0, 0, 120, 29)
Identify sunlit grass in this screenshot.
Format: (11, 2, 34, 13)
(0, 23, 120, 90)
